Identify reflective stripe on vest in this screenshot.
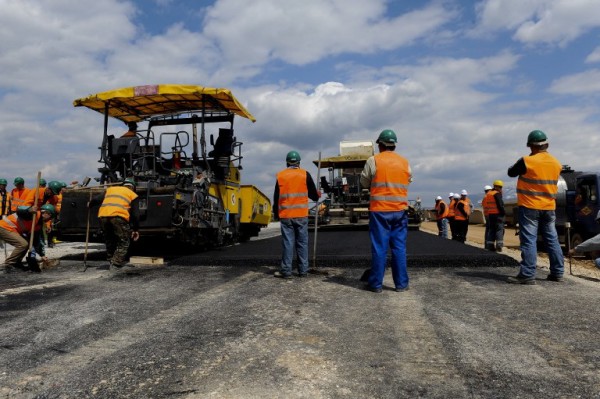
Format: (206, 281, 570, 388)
(370, 152, 410, 212)
(0, 214, 33, 233)
(98, 187, 138, 221)
(482, 190, 499, 216)
(517, 152, 561, 210)
(277, 168, 309, 218)
(10, 188, 28, 212)
(435, 201, 449, 220)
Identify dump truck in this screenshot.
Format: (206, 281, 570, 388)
(57, 84, 271, 247)
(312, 140, 421, 229)
(505, 165, 600, 250)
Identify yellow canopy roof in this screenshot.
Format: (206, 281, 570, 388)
(73, 84, 256, 123)
(313, 154, 370, 169)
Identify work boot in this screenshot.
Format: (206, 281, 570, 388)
(507, 275, 535, 285)
(364, 285, 382, 293)
(3, 265, 16, 274)
(546, 274, 564, 282)
(274, 271, 292, 279)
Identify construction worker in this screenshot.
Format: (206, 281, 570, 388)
(89, 179, 140, 269)
(0, 179, 11, 216)
(39, 178, 47, 188)
(47, 181, 68, 247)
(121, 121, 138, 138)
(482, 185, 492, 248)
(273, 151, 321, 278)
(453, 190, 471, 243)
(360, 129, 412, 293)
(507, 130, 564, 284)
(434, 196, 449, 238)
(10, 177, 28, 213)
(0, 204, 55, 273)
(482, 180, 505, 251)
(447, 192, 457, 240)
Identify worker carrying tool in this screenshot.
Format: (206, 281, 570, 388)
(482, 180, 505, 252)
(0, 204, 55, 273)
(89, 179, 140, 269)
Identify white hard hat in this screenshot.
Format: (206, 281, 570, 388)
(435, 196, 442, 200)
(453, 193, 460, 199)
(461, 189, 468, 196)
(484, 185, 492, 191)
(448, 192, 454, 197)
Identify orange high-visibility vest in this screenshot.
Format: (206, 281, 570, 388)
(517, 152, 561, 210)
(454, 199, 471, 221)
(277, 168, 309, 218)
(0, 191, 11, 216)
(0, 212, 41, 234)
(24, 187, 48, 208)
(10, 187, 29, 212)
(369, 152, 410, 212)
(482, 190, 499, 216)
(435, 200, 449, 220)
(447, 199, 456, 218)
(98, 187, 138, 221)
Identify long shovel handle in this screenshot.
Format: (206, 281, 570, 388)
(28, 171, 42, 253)
(82, 191, 93, 272)
(312, 152, 322, 269)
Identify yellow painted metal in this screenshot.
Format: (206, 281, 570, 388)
(239, 185, 272, 225)
(73, 84, 255, 122)
(312, 154, 370, 169)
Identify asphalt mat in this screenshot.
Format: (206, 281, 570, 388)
(177, 229, 519, 268)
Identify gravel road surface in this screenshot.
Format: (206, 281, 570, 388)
(1, 224, 599, 398)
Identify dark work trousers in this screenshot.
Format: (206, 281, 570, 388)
(100, 216, 132, 267)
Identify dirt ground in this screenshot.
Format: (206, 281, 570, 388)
(420, 221, 600, 282)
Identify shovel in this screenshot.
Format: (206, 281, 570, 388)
(309, 151, 328, 276)
(26, 171, 42, 272)
(81, 191, 93, 272)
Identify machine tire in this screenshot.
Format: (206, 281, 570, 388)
(569, 233, 583, 252)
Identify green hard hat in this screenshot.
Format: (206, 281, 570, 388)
(14, 177, 24, 185)
(286, 150, 301, 164)
(39, 178, 47, 186)
(123, 179, 137, 188)
(40, 204, 56, 217)
(48, 181, 63, 195)
(0, 179, 7, 185)
(527, 130, 548, 146)
(376, 129, 398, 146)
(60, 181, 67, 188)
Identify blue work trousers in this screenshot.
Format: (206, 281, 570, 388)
(368, 211, 409, 290)
(518, 207, 564, 278)
(280, 217, 309, 276)
(437, 218, 448, 239)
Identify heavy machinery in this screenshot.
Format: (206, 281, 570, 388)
(505, 165, 600, 250)
(311, 140, 421, 229)
(57, 84, 271, 247)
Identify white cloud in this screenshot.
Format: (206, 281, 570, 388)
(585, 46, 600, 63)
(473, 0, 600, 46)
(549, 68, 600, 94)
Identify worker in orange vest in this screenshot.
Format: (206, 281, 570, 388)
(121, 121, 138, 138)
(448, 193, 459, 240)
(0, 204, 55, 273)
(507, 130, 563, 284)
(89, 179, 140, 269)
(453, 190, 471, 243)
(360, 129, 412, 293)
(273, 151, 321, 278)
(434, 196, 449, 238)
(0, 178, 11, 217)
(10, 177, 28, 213)
(482, 180, 505, 251)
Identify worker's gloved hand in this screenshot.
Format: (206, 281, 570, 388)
(131, 231, 140, 241)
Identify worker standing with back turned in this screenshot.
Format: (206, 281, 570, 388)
(360, 129, 412, 293)
(273, 151, 321, 279)
(482, 180, 505, 251)
(434, 196, 449, 238)
(507, 130, 564, 284)
(89, 179, 140, 269)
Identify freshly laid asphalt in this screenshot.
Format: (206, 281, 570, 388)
(1, 227, 599, 398)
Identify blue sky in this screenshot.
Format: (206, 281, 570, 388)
(1, 0, 600, 207)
